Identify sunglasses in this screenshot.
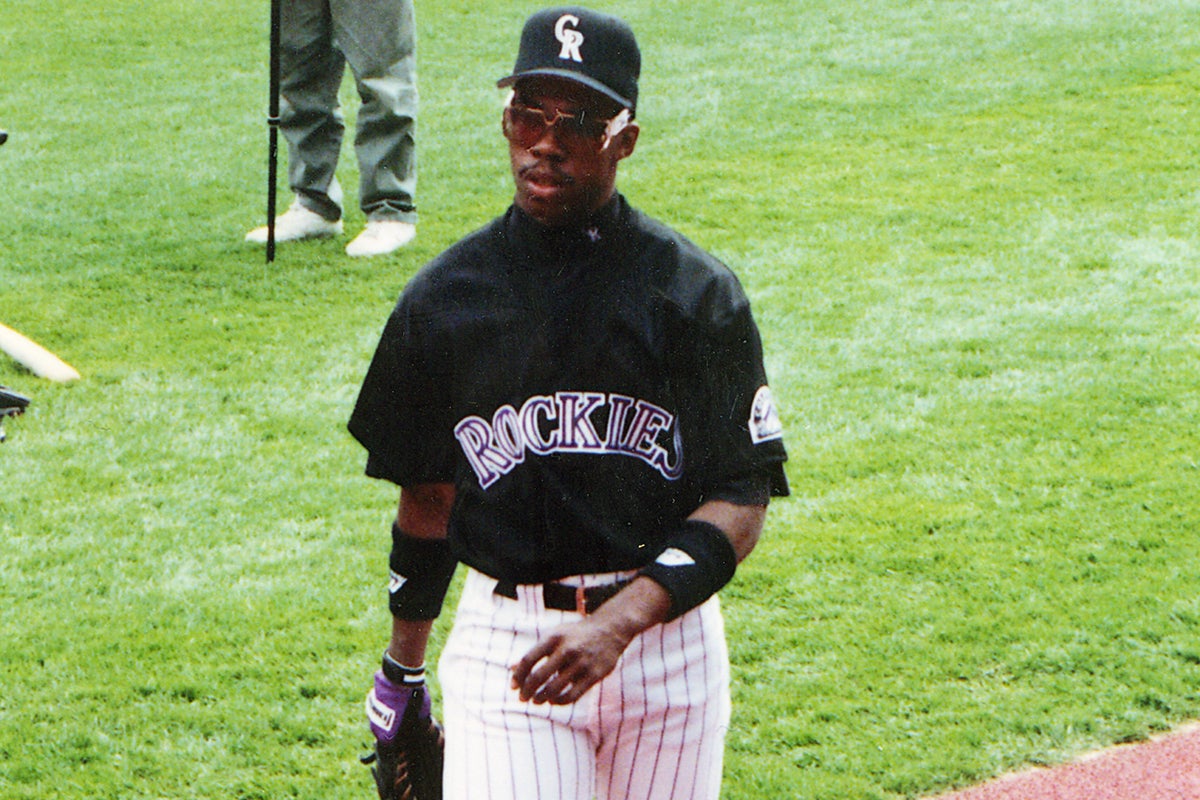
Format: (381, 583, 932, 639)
(503, 97, 631, 152)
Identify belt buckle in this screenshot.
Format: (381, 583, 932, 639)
(575, 585, 588, 615)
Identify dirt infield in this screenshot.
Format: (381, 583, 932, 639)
(926, 723, 1200, 800)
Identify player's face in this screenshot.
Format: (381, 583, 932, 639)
(506, 77, 638, 228)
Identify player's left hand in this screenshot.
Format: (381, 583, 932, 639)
(511, 576, 673, 705)
(511, 616, 631, 705)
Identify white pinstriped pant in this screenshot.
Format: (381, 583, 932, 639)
(438, 568, 731, 800)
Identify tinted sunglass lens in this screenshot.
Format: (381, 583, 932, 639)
(504, 104, 607, 148)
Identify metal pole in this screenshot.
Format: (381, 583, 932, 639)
(266, 0, 282, 263)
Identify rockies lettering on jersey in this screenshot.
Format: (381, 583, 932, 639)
(455, 391, 683, 489)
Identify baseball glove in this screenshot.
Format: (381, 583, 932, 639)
(0, 386, 29, 444)
(362, 679, 445, 800)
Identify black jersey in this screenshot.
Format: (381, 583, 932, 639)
(349, 195, 788, 583)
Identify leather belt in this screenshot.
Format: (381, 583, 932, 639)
(493, 578, 632, 615)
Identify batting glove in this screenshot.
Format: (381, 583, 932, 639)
(366, 665, 431, 743)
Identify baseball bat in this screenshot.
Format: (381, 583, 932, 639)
(0, 322, 81, 382)
(266, 0, 282, 263)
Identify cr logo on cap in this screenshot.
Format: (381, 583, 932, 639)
(555, 14, 584, 62)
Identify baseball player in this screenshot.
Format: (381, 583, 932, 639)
(349, 7, 789, 799)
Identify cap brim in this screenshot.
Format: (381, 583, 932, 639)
(496, 69, 633, 110)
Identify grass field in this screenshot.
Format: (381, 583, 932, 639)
(2, 1, 1199, 798)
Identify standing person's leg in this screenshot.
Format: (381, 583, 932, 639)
(247, 0, 345, 243)
(281, 0, 347, 222)
(594, 597, 732, 800)
(331, 0, 417, 255)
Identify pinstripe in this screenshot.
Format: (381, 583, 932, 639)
(595, 650, 627, 800)
(490, 599, 516, 799)
(506, 615, 531, 800)
(525, 594, 554, 800)
(666, 616, 692, 799)
(557, 677, 586, 797)
(615, 621, 653, 800)
(697, 616, 713, 794)
(444, 570, 602, 800)
(526, 586, 548, 800)
(699, 600, 731, 799)
(597, 597, 730, 800)
(643, 622, 670, 800)
(443, 570, 730, 800)
(681, 606, 710, 798)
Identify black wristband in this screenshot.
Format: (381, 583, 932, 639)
(388, 523, 458, 621)
(639, 519, 738, 621)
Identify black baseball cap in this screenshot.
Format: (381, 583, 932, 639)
(497, 6, 641, 113)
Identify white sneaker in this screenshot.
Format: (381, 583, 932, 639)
(345, 220, 417, 257)
(245, 202, 342, 243)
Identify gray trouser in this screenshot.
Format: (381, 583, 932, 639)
(279, 0, 417, 223)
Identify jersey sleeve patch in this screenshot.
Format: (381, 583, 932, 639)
(749, 385, 784, 445)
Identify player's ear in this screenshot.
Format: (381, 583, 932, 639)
(611, 121, 639, 161)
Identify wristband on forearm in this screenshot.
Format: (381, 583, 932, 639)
(638, 519, 739, 621)
(388, 523, 457, 620)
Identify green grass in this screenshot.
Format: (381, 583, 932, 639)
(2, 0, 1199, 798)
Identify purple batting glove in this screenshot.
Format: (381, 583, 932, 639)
(365, 670, 431, 744)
